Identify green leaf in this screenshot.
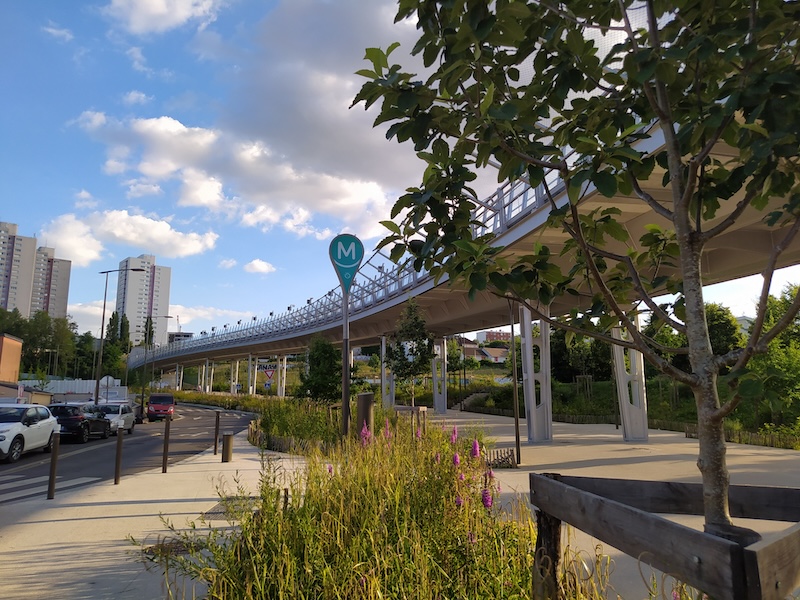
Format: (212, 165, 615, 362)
(738, 378, 763, 400)
(487, 102, 518, 120)
(480, 83, 495, 116)
(591, 171, 618, 197)
(381, 220, 401, 235)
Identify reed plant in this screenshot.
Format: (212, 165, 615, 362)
(143, 420, 540, 599)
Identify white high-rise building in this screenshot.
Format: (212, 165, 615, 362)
(0, 222, 71, 318)
(115, 254, 172, 347)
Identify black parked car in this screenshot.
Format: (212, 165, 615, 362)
(49, 403, 112, 443)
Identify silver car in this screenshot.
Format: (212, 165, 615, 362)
(97, 403, 136, 435)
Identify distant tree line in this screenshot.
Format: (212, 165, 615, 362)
(0, 307, 134, 383)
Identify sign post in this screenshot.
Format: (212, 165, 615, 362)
(329, 233, 364, 436)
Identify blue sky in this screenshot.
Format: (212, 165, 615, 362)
(2, 0, 798, 340)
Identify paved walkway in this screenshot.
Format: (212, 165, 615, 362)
(1, 409, 798, 599)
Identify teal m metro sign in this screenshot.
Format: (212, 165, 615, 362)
(329, 234, 364, 295)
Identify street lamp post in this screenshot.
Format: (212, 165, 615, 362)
(94, 268, 145, 405)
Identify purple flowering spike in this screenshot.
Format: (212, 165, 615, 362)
(327, 464, 333, 475)
(435, 452, 441, 464)
(450, 425, 458, 444)
(459, 472, 465, 481)
(487, 469, 495, 479)
(384, 418, 392, 438)
(455, 495, 463, 507)
(453, 452, 460, 466)
(482, 488, 493, 509)
(471, 439, 480, 459)
(416, 427, 422, 439)
(360, 421, 372, 446)
(468, 531, 477, 544)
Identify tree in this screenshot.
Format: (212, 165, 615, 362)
(299, 336, 342, 404)
(385, 299, 435, 406)
(354, 1, 800, 530)
(119, 314, 132, 352)
(446, 337, 464, 372)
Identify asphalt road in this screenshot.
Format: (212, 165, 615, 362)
(0, 404, 254, 504)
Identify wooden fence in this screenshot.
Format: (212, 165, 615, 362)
(530, 473, 800, 599)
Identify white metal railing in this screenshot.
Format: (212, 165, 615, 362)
(129, 173, 559, 368)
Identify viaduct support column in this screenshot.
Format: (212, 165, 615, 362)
(520, 305, 553, 443)
(611, 314, 649, 442)
(230, 360, 239, 394)
(278, 356, 287, 397)
(432, 338, 448, 414)
(380, 336, 390, 408)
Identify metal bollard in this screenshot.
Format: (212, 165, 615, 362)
(221, 431, 233, 462)
(356, 392, 375, 435)
(214, 410, 221, 455)
(114, 426, 124, 484)
(47, 432, 60, 499)
(162, 416, 171, 473)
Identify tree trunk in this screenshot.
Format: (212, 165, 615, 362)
(695, 381, 732, 527)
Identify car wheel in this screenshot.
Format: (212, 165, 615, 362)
(127, 422, 135, 434)
(79, 425, 90, 444)
(5, 436, 24, 463)
(43, 433, 54, 453)
(101, 422, 111, 439)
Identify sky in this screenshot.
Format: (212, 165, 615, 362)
(2, 0, 799, 341)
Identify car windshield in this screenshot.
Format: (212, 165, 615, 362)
(97, 405, 121, 415)
(0, 407, 26, 423)
(150, 397, 174, 405)
(50, 405, 79, 417)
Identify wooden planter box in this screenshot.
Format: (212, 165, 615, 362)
(530, 473, 800, 599)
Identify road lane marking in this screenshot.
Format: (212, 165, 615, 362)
(0, 475, 49, 490)
(0, 477, 100, 502)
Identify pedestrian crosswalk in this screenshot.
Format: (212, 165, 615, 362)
(0, 474, 100, 503)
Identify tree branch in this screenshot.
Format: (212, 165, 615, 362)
(629, 174, 674, 220)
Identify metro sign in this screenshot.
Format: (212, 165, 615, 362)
(329, 234, 364, 295)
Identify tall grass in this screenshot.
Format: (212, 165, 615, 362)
(144, 421, 539, 599)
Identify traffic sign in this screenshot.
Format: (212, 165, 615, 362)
(329, 234, 364, 295)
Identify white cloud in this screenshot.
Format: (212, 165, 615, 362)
(218, 258, 237, 269)
(179, 168, 227, 209)
(74, 190, 99, 209)
(103, 0, 226, 35)
(74, 1, 472, 257)
(126, 46, 151, 74)
(67, 300, 107, 336)
(125, 47, 173, 79)
(40, 215, 105, 267)
(243, 259, 276, 274)
(88, 210, 218, 258)
(122, 90, 152, 105)
(124, 180, 162, 198)
(76, 110, 107, 131)
(167, 304, 254, 330)
(41, 211, 217, 265)
(42, 22, 74, 42)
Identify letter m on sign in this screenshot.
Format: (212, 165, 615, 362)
(329, 234, 364, 295)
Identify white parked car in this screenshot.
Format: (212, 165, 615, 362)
(96, 402, 136, 435)
(0, 404, 58, 463)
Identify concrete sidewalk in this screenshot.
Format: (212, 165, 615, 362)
(1, 410, 798, 599)
(427, 410, 800, 599)
(0, 429, 304, 600)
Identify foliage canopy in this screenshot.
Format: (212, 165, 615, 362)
(354, 0, 800, 528)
